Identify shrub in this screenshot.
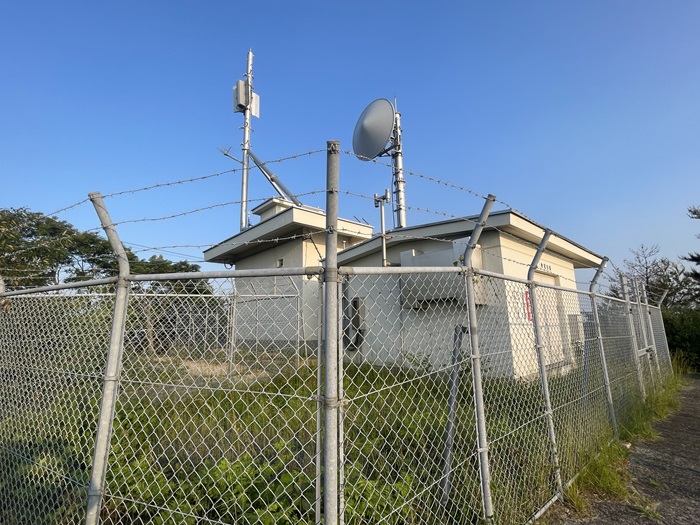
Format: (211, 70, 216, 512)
(662, 307, 700, 370)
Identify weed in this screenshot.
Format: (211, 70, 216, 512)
(562, 483, 587, 515)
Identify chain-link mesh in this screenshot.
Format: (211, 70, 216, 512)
(99, 275, 322, 524)
(477, 276, 555, 524)
(649, 307, 673, 378)
(0, 284, 115, 525)
(340, 272, 482, 524)
(595, 295, 644, 425)
(338, 269, 674, 524)
(0, 266, 675, 525)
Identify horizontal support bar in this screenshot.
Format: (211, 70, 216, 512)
(0, 277, 119, 297)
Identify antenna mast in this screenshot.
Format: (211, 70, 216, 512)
(352, 98, 407, 229)
(234, 50, 259, 231)
(391, 108, 407, 228)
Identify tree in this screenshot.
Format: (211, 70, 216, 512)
(683, 205, 700, 282)
(0, 208, 115, 288)
(0, 208, 205, 290)
(607, 244, 700, 308)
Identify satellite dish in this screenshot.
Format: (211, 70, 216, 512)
(353, 98, 395, 161)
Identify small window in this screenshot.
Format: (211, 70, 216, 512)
(276, 258, 284, 268)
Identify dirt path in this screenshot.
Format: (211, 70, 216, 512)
(545, 375, 700, 525)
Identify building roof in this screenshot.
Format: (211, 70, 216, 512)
(336, 208, 604, 269)
(204, 198, 373, 264)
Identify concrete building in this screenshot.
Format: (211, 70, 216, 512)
(205, 202, 603, 379)
(204, 198, 372, 348)
(336, 209, 603, 378)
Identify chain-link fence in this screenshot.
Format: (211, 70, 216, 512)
(0, 262, 674, 525)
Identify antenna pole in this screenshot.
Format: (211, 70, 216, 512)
(375, 189, 390, 266)
(391, 110, 407, 228)
(240, 50, 254, 231)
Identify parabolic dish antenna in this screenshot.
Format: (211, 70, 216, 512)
(352, 98, 395, 161)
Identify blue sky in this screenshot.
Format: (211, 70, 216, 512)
(2, 2, 700, 281)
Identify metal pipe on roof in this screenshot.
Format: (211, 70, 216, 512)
(248, 150, 303, 207)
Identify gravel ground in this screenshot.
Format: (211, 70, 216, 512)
(542, 375, 700, 525)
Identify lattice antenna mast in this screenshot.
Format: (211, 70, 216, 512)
(234, 50, 260, 231)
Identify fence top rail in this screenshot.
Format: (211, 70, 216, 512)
(339, 265, 466, 276)
(595, 293, 629, 307)
(129, 267, 323, 282)
(0, 267, 324, 297)
(475, 267, 593, 295)
(338, 266, 644, 306)
(0, 277, 119, 298)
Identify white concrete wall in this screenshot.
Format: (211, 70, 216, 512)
(227, 231, 587, 380)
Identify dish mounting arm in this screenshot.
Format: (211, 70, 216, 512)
(248, 150, 303, 207)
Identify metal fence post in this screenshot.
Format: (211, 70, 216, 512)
(85, 192, 131, 525)
(640, 285, 662, 378)
(632, 280, 656, 390)
(621, 277, 646, 400)
(527, 229, 564, 498)
(336, 281, 346, 525)
(589, 258, 618, 437)
(316, 278, 324, 525)
(323, 140, 341, 525)
(442, 324, 467, 505)
(227, 291, 238, 376)
(463, 195, 495, 522)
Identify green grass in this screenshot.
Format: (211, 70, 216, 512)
(555, 353, 688, 521)
(0, 349, 688, 525)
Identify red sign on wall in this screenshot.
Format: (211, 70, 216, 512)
(525, 290, 533, 322)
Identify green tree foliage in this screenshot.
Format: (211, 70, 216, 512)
(662, 307, 700, 370)
(0, 208, 204, 290)
(683, 205, 700, 282)
(606, 239, 700, 369)
(0, 208, 114, 288)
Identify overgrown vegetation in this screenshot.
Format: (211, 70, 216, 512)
(663, 309, 700, 371)
(556, 355, 688, 520)
(0, 348, 638, 525)
(0, 275, 689, 524)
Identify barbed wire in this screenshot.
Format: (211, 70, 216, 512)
(340, 149, 582, 247)
(110, 190, 325, 227)
(335, 168, 601, 277)
(123, 242, 205, 261)
(42, 149, 324, 219)
(48, 199, 92, 217)
(402, 201, 600, 275)
(341, 150, 491, 201)
(3, 227, 105, 260)
(220, 148, 326, 167)
(0, 274, 62, 283)
(103, 168, 239, 199)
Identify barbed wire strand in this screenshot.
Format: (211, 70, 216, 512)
(43, 149, 324, 217)
(341, 149, 589, 248)
(110, 190, 325, 227)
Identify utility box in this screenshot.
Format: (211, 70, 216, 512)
(399, 241, 487, 307)
(233, 80, 260, 117)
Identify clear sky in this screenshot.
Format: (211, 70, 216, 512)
(2, 1, 700, 281)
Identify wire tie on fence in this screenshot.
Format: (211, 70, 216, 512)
(325, 398, 347, 409)
(314, 395, 347, 408)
